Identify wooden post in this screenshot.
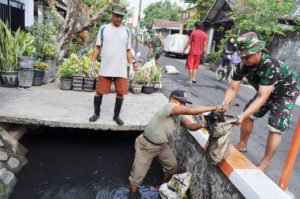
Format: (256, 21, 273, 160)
(131, 7, 134, 44)
(135, 0, 142, 53)
(279, 116, 300, 190)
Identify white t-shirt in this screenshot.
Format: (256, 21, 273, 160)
(96, 23, 131, 78)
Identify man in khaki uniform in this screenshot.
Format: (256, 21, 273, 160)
(128, 89, 221, 193)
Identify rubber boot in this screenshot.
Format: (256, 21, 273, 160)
(128, 184, 141, 199)
(162, 172, 172, 183)
(89, 95, 102, 122)
(113, 97, 124, 125)
(129, 184, 138, 192)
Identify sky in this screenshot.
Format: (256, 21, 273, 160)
(128, 0, 187, 26)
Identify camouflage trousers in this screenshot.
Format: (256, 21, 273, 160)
(245, 88, 299, 134)
(150, 47, 163, 60)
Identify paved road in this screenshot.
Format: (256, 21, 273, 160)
(134, 42, 300, 198)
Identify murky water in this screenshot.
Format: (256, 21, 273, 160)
(10, 128, 162, 199)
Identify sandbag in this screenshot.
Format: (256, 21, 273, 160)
(206, 116, 238, 165)
(159, 172, 192, 199)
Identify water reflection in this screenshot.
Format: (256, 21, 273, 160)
(40, 184, 159, 199)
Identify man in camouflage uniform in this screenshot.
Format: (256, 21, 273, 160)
(220, 32, 300, 172)
(146, 32, 164, 65)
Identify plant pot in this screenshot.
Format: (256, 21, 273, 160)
(60, 77, 72, 90)
(34, 69, 45, 77)
(43, 57, 56, 84)
(72, 74, 83, 91)
(94, 77, 98, 90)
(18, 56, 34, 69)
(131, 85, 142, 94)
(142, 85, 154, 94)
(83, 76, 95, 92)
(152, 81, 161, 90)
(0, 71, 18, 87)
(33, 77, 43, 86)
(18, 68, 34, 88)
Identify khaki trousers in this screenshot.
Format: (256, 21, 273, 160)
(128, 134, 178, 187)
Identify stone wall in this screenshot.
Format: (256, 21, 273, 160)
(268, 31, 300, 77)
(168, 126, 244, 199)
(0, 125, 27, 199)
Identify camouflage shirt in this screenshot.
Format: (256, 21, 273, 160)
(149, 35, 162, 49)
(232, 53, 300, 98)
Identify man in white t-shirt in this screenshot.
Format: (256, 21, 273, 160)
(88, 3, 134, 125)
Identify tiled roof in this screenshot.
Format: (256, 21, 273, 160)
(152, 19, 180, 29)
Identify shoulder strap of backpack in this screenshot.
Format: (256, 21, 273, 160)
(101, 25, 106, 43)
(126, 28, 129, 40)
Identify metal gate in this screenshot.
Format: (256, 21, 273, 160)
(0, 0, 25, 31)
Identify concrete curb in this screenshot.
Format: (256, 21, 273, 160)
(188, 128, 292, 199)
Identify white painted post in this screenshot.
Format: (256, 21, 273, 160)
(24, 0, 34, 28)
(206, 27, 215, 55)
(37, 1, 43, 24)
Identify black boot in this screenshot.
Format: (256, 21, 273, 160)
(89, 95, 102, 122)
(113, 97, 124, 125)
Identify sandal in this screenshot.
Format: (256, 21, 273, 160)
(192, 80, 197, 83)
(186, 81, 192, 84)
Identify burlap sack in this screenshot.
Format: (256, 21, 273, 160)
(206, 117, 238, 165)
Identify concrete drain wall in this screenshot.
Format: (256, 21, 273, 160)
(169, 126, 244, 199)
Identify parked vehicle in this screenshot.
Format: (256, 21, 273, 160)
(215, 54, 241, 82)
(164, 34, 190, 57)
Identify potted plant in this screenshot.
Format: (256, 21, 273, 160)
(80, 50, 100, 92)
(18, 32, 36, 69)
(0, 21, 25, 87)
(150, 65, 163, 90)
(59, 69, 74, 90)
(142, 80, 154, 94)
(131, 71, 144, 94)
(33, 61, 49, 86)
(30, 21, 60, 84)
(18, 32, 36, 88)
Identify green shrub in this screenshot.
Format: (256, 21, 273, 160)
(80, 49, 100, 75)
(34, 61, 49, 70)
(59, 68, 74, 79)
(205, 52, 220, 65)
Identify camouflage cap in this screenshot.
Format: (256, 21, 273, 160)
(237, 32, 265, 57)
(112, 3, 127, 16)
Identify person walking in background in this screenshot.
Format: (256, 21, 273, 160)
(88, 3, 134, 126)
(182, 21, 207, 84)
(219, 32, 300, 172)
(146, 32, 164, 65)
(128, 89, 222, 194)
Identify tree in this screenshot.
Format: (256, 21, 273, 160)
(184, 0, 214, 29)
(44, 0, 117, 64)
(141, 0, 182, 30)
(229, 0, 296, 44)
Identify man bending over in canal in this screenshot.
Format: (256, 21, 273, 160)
(88, 3, 134, 125)
(128, 89, 222, 193)
(219, 32, 300, 172)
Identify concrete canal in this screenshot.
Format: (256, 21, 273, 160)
(9, 127, 161, 199)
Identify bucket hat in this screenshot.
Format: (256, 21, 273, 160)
(237, 32, 265, 57)
(169, 90, 192, 104)
(112, 4, 127, 16)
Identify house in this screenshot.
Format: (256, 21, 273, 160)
(151, 18, 181, 40)
(0, 0, 67, 31)
(180, 3, 201, 35)
(202, 0, 235, 54)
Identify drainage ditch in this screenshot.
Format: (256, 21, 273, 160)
(9, 127, 162, 199)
